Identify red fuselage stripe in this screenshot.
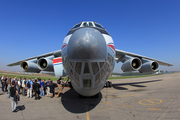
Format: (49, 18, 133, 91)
(61, 44, 67, 50)
(107, 44, 115, 51)
(53, 57, 62, 64)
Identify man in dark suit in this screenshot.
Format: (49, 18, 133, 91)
(33, 79, 40, 100)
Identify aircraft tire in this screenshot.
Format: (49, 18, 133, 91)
(108, 81, 112, 87)
(106, 81, 109, 88)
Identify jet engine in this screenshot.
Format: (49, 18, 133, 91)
(37, 56, 54, 71)
(20, 60, 41, 73)
(121, 57, 142, 72)
(139, 61, 159, 73)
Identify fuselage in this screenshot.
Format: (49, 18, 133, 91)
(61, 21, 115, 96)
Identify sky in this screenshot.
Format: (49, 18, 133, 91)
(0, 0, 180, 73)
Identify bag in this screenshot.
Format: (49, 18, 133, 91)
(14, 95, 20, 101)
(27, 81, 30, 88)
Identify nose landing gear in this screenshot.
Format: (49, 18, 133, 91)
(104, 81, 112, 88)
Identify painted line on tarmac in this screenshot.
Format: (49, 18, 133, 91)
(86, 105, 90, 120)
(179, 109, 180, 111)
(121, 105, 133, 108)
(148, 108, 162, 110)
(139, 99, 162, 105)
(103, 101, 112, 104)
(146, 100, 154, 103)
(104, 94, 140, 98)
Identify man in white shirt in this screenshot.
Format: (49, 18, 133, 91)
(21, 78, 26, 96)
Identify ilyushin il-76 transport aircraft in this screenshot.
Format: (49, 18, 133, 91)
(8, 21, 172, 98)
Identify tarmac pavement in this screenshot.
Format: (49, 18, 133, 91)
(0, 73, 180, 120)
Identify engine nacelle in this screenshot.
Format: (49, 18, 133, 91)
(20, 61, 41, 73)
(139, 61, 159, 73)
(121, 58, 142, 72)
(37, 57, 54, 71)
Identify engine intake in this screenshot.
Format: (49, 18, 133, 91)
(139, 61, 159, 73)
(121, 58, 142, 72)
(37, 57, 54, 71)
(20, 61, 41, 73)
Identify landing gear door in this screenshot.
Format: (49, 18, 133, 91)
(53, 57, 66, 78)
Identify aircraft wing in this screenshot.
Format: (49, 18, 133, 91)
(7, 50, 61, 66)
(115, 49, 173, 66)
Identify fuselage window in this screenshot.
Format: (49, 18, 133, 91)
(73, 23, 81, 29)
(104, 62, 109, 71)
(95, 78, 100, 86)
(82, 22, 87, 27)
(89, 22, 93, 27)
(83, 79, 91, 87)
(99, 62, 104, 68)
(95, 72, 100, 81)
(94, 23, 103, 29)
(83, 63, 90, 74)
(101, 69, 105, 79)
(91, 62, 99, 75)
(75, 72, 79, 81)
(70, 62, 75, 68)
(70, 68, 73, 76)
(75, 62, 82, 75)
(75, 78, 80, 86)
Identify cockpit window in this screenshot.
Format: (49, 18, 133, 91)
(89, 22, 93, 27)
(75, 62, 82, 75)
(73, 23, 81, 29)
(83, 63, 90, 74)
(94, 23, 103, 29)
(83, 79, 91, 87)
(91, 62, 99, 75)
(82, 22, 87, 27)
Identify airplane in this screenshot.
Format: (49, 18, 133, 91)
(7, 21, 173, 98)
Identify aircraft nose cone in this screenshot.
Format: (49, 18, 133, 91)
(67, 28, 107, 60)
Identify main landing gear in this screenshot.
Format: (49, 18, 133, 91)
(104, 81, 112, 88)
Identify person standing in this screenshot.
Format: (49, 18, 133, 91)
(4, 76, 8, 92)
(26, 78, 33, 98)
(10, 81, 18, 112)
(8, 76, 11, 94)
(57, 76, 62, 91)
(34, 79, 40, 100)
(17, 79, 21, 94)
(40, 79, 44, 96)
(1, 75, 5, 92)
(46, 79, 51, 97)
(49, 81, 54, 98)
(21, 78, 26, 96)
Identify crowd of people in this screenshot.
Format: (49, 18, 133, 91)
(0, 75, 63, 112)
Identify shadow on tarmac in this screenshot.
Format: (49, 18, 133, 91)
(16, 105, 25, 111)
(112, 79, 162, 90)
(61, 89, 102, 113)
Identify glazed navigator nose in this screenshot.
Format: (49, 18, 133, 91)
(67, 27, 107, 60)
